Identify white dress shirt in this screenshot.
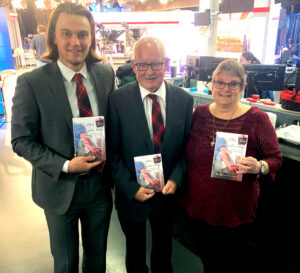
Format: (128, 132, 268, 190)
(57, 60, 99, 117)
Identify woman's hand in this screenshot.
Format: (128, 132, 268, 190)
(236, 156, 260, 174)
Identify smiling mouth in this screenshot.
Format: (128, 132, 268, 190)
(69, 49, 83, 54)
(219, 93, 231, 97)
(145, 76, 157, 80)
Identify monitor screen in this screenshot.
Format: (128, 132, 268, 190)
(197, 56, 230, 82)
(243, 64, 286, 93)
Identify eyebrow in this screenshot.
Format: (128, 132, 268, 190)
(59, 28, 89, 34)
(59, 28, 71, 32)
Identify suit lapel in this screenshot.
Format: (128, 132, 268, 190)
(129, 83, 154, 152)
(47, 62, 73, 132)
(163, 83, 176, 152)
(89, 64, 106, 116)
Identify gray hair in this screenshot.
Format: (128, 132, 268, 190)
(132, 36, 166, 60)
(212, 59, 247, 89)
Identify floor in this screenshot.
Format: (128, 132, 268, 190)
(0, 68, 204, 273)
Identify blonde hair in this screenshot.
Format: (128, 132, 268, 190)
(37, 25, 46, 34)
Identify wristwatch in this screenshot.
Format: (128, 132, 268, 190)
(259, 161, 266, 174)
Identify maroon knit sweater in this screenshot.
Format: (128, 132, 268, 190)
(180, 104, 282, 227)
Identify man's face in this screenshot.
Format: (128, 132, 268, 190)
(131, 43, 167, 92)
(54, 12, 92, 72)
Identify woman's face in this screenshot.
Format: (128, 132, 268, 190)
(212, 71, 243, 108)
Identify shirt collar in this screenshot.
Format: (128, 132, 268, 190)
(139, 81, 166, 101)
(57, 60, 88, 83)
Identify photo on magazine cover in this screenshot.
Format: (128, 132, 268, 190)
(72, 116, 106, 162)
(211, 132, 248, 182)
(134, 154, 165, 192)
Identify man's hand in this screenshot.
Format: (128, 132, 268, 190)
(162, 180, 177, 195)
(134, 187, 155, 202)
(68, 156, 101, 173)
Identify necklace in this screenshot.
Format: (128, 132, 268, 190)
(211, 105, 237, 146)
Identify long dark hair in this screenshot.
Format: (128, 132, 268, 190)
(41, 2, 102, 63)
(241, 52, 261, 64)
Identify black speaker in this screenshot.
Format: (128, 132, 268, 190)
(219, 0, 254, 13)
(194, 12, 210, 26)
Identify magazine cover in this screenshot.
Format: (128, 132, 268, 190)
(72, 116, 106, 161)
(134, 154, 165, 192)
(211, 132, 248, 182)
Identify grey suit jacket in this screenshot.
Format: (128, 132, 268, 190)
(11, 61, 115, 215)
(107, 81, 193, 221)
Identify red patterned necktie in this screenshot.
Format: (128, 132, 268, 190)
(148, 94, 164, 153)
(73, 73, 93, 117)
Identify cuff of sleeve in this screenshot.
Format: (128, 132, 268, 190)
(62, 160, 69, 173)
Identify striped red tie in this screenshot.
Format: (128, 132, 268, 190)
(148, 94, 164, 153)
(73, 73, 93, 117)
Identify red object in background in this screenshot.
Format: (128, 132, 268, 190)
(280, 89, 300, 112)
(246, 98, 257, 103)
(252, 94, 260, 100)
(262, 101, 276, 106)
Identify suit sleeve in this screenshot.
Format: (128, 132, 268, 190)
(167, 93, 194, 188)
(11, 74, 67, 181)
(107, 93, 141, 200)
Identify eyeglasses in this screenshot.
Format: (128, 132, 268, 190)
(213, 80, 242, 90)
(135, 62, 164, 71)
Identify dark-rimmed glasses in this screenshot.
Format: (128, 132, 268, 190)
(135, 62, 164, 71)
(213, 80, 242, 90)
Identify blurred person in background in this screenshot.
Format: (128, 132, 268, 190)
(239, 52, 275, 101)
(30, 24, 48, 67)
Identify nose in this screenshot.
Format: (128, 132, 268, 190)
(224, 83, 230, 91)
(70, 34, 80, 45)
(145, 65, 155, 74)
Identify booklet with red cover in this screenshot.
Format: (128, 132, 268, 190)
(211, 132, 248, 182)
(72, 116, 106, 161)
(134, 154, 165, 192)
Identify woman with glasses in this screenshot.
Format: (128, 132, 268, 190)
(179, 59, 282, 273)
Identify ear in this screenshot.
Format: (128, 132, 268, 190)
(53, 33, 57, 45)
(131, 59, 137, 74)
(91, 34, 94, 46)
(163, 58, 168, 72)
